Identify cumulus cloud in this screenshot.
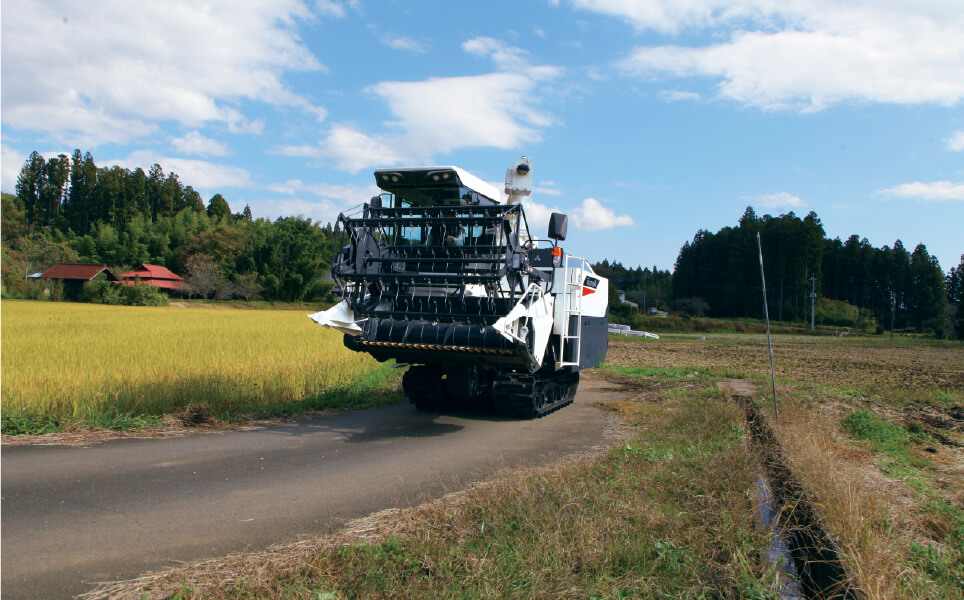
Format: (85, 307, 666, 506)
(254, 178, 382, 224)
(2, 145, 26, 194)
(658, 90, 701, 102)
(879, 181, 964, 201)
(382, 35, 427, 53)
(948, 130, 964, 152)
(586, 0, 964, 111)
(519, 198, 562, 234)
(266, 178, 380, 205)
(515, 197, 634, 234)
(742, 192, 806, 209)
(1, 0, 326, 147)
(277, 123, 403, 173)
(288, 37, 561, 173)
(171, 131, 231, 157)
(571, 198, 635, 230)
(105, 151, 255, 193)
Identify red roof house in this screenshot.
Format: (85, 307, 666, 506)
(39, 263, 120, 300)
(119, 264, 185, 291)
(40, 263, 118, 281)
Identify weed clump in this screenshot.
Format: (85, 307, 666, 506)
(841, 409, 909, 447)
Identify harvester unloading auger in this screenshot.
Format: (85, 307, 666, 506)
(309, 157, 609, 418)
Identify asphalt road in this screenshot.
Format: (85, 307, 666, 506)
(1, 375, 612, 599)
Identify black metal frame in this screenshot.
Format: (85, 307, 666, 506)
(330, 203, 536, 326)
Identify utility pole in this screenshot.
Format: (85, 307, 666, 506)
(643, 271, 647, 313)
(891, 291, 896, 340)
(810, 275, 817, 331)
(779, 278, 783, 322)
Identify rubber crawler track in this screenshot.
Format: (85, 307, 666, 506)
(492, 371, 579, 419)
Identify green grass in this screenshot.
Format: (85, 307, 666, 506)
(85, 362, 781, 600)
(285, 389, 778, 600)
(837, 408, 964, 596)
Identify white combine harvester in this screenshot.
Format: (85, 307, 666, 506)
(311, 157, 609, 418)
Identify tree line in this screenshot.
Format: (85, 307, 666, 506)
(3, 149, 960, 337)
(2, 150, 334, 303)
(672, 207, 958, 336)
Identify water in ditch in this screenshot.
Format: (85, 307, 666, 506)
(756, 476, 805, 600)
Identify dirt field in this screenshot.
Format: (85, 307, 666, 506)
(607, 334, 964, 405)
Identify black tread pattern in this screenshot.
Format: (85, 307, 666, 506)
(492, 371, 579, 419)
(402, 366, 451, 410)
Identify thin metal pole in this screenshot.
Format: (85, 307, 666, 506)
(757, 233, 779, 422)
(810, 275, 817, 331)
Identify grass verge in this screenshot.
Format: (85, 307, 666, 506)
(81, 372, 781, 600)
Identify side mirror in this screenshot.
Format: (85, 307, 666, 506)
(369, 195, 383, 209)
(548, 212, 568, 241)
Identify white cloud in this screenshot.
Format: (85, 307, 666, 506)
(267, 178, 380, 205)
(382, 35, 427, 53)
(314, 0, 348, 18)
(253, 178, 381, 224)
(1, 0, 326, 147)
(171, 131, 231, 157)
(517, 197, 634, 233)
(2, 145, 26, 194)
(246, 196, 344, 224)
(948, 130, 964, 152)
(289, 38, 561, 173)
(535, 186, 564, 196)
(742, 192, 806, 209)
(879, 181, 964, 201)
(571, 197, 635, 230)
(105, 151, 255, 193)
(277, 124, 403, 173)
(658, 89, 700, 102)
(592, 0, 964, 111)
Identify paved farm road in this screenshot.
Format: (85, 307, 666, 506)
(1, 375, 612, 599)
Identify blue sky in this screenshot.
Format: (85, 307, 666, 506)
(2, 0, 962, 272)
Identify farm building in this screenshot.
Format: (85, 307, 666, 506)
(39, 263, 119, 300)
(119, 264, 186, 292)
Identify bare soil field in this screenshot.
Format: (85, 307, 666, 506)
(607, 334, 964, 404)
(606, 334, 964, 599)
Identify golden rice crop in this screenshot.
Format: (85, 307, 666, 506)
(1, 300, 386, 420)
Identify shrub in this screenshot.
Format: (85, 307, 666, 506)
(815, 298, 877, 331)
(82, 279, 123, 305)
(122, 283, 168, 306)
(82, 279, 168, 306)
(841, 409, 908, 452)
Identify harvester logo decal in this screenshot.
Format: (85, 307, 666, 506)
(583, 275, 599, 296)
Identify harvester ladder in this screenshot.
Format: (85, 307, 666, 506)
(559, 254, 586, 367)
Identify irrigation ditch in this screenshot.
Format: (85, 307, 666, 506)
(718, 380, 864, 600)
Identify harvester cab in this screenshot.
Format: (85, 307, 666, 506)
(309, 157, 609, 418)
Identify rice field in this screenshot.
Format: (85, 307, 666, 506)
(1, 300, 397, 431)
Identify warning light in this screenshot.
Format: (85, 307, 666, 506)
(552, 245, 562, 267)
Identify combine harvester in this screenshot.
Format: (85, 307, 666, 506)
(310, 157, 609, 418)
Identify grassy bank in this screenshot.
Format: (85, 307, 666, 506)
(1, 300, 402, 435)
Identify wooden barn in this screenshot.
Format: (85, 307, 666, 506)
(39, 263, 119, 300)
(119, 264, 186, 293)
